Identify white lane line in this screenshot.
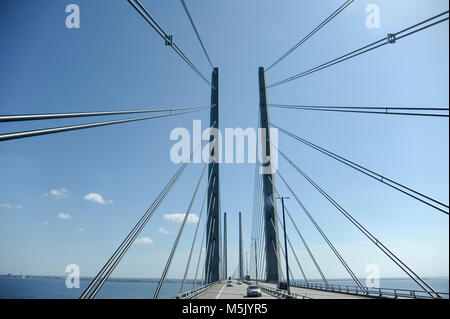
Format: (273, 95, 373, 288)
(215, 283, 226, 299)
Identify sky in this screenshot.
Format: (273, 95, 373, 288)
(0, 0, 448, 288)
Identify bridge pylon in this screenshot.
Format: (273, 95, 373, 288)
(205, 67, 221, 283)
(258, 67, 281, 283)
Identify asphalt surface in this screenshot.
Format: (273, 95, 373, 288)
(194, 281, 369, 299)
(261, 283, 369, 299)
(195, 281, 277, 299)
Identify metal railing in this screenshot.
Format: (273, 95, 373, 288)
(290, 281, 449, 299)
(171, 281, 219, 299)
(259, 284, 313, 299)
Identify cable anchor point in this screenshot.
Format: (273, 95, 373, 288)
(387, 33, 396, 44)
(165, 35, 173, 46)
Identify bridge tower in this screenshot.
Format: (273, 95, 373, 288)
(258, 67, 281, 283)
(206, 67, 221, 283)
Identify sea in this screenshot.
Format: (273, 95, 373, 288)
(0, 277, 448, 299)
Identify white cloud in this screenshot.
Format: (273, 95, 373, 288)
(76, 228, 85, 232)
(158, 227, 170, 235)
(163, 213, 199, 224)
(44, 188, 70, 199)
(0, 203, 21, 210)
(83, 193, 113, 205)
(43, 222, 49, 226)
(57, 212, 72, 220)
(135, 237, 154, 245)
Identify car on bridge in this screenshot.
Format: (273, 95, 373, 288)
(226, 280, 233, 287)
(247, 285, 262, 297)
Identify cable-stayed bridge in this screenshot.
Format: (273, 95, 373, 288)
(1, 1, 448, 299)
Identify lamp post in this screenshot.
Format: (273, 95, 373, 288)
(277, 196, 291, 295)
(253, 238, 259, 285)
(246, 251, 249, 277)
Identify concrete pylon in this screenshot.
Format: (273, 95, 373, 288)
(205, 68, 221, 283)
(258, 67, 280, 283)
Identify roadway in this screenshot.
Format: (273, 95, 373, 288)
(194, 281, 369, 299)
(260, 283, 369, 299)
(195, 280, 277, 299)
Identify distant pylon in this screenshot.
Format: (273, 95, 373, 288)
(239, 212, 244, 280)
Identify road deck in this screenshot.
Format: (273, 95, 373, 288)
(194, 281, 277, 299)
(194, 281, 369, 299)
(261, 282, 369, 299)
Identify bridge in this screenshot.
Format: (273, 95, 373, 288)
(1, 1, 448, 300)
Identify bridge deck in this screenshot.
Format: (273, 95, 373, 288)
(261, 283, 369, 299)
(194, 281, 277, 299)
(193, 281, 370, 299)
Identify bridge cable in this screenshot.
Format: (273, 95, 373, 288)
(277, 147, 440, 297)
(179, 0, 214, 69)
(269, 217, 299, 282)
(81, 159, 190, 298)
(200, 251, 206, 286)
(259, 172, 266, 281)
(205, 237, 216, 284)
(255, 173, 263, 280)
(271, 237, 285, 283)
(265, 0, 354, 72)
(180, 172, 216, 293)
(192, 224, 206, 290)
(269, 197, 310, 284)
(267, 11, 449, 88)
(269, 104, 449, 118)
(88, 160, 197, 299)
(249, 163, 258, 278)
(127, 0, 211, 87)
(250, 162, 262, 280)
(193, 195, 215, 289)
(204, 204, 218, 284)
(130, 0, 212, 86)
(257, 172, 267, 281)
(0, 106, 211, 122)
(0, 107, 208, 142)
(80, 134, 209, 299)
(271, 191, 285, 282)
(271, 238, 291, 282)
(154, 163, 208, 299)
(161, 119, 215, 293)
(271, 123, 449, 215)
(254, 112, 266, 281)
(204, 195, 219, 282)
(200, 214, 214, 287)
(268, 177, 328, 286)
(251, 162, 261, 279)
(284, 205, 329, 286)
(270, 173, 366, 290)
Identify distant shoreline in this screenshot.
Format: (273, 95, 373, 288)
(1, 274, 448, 284)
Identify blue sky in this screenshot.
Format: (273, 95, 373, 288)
(0, 0, 448, 285)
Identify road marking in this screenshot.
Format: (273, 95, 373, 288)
(215, 283, 226, 299)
